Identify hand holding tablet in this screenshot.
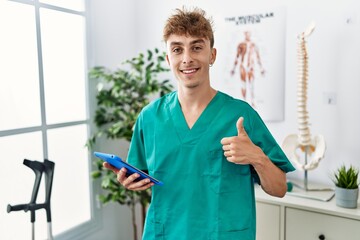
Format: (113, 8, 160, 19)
(94, 152, 163, 186)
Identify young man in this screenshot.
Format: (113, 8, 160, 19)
(104, 7, 295, 240)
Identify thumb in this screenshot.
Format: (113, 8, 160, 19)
(237, 117, 247, 136)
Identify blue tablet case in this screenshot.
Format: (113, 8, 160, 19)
(94, 152, 163, 186)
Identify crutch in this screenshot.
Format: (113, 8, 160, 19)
(43, 159, 55, 239)
(7, 159, 55, 240)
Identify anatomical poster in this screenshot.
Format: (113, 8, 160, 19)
(212, 7, 286, 122)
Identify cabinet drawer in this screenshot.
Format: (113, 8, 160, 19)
(256, 202, 281, 240)
(286, 208, 360, 240)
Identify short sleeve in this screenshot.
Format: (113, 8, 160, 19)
(126, 112, 148, 170)
(247, 110, 295, 182)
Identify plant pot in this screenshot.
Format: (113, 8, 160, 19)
(335, 186, 359, 209)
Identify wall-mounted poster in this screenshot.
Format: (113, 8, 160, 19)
(212, 7, 286, 122)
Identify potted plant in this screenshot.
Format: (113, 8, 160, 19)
(333, 164, 359, 208)
(87, 48, 173, 240)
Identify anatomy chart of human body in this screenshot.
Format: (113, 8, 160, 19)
(213, 7, 286, 121)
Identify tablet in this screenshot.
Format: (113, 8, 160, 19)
(94, 152, 163, 186)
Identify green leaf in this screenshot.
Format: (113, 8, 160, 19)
(147, 49, 153, 61)
(333, 164, 359, 189)
(102, 175, 111, 188)
(91, 171, 102, 179)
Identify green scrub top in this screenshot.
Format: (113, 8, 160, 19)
(127, 91, 295, 240)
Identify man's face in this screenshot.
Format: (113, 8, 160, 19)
(166, 34, 216, 89)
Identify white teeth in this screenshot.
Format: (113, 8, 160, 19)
(182, 69, 196, 74)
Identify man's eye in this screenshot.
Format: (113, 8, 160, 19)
(193, 46, 202, 51)
(173, 48, 182, 53)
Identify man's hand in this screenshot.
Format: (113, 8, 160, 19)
(220, 117, 263, 165)
(103, 162, 154, 191)
(221, 117, 288, 197)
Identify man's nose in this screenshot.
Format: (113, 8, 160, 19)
(182, 50, 194, 64)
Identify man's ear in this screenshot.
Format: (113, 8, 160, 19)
(210, 48, 217, 65)
(166, 54, 170, 65)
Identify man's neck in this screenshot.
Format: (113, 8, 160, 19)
(178, 85, 217, 110)
(177, 85, 217, 129)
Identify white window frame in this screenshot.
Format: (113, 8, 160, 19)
(0, 0, 101, 239)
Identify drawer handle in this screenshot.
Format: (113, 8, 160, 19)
(319, 234, 325, 240)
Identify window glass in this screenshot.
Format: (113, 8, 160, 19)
(40, 0, 84, 11)
(47, 124, 91, 235)
(41, 8, 87, 125)
(0, 1, 92, 239)
(0, 132, 44, 240)
(0, 1, 41, 131)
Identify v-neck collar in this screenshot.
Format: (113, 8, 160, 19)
(167, 91, 225, 144)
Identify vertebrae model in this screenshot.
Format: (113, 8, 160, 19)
(282, 22, 326, 171)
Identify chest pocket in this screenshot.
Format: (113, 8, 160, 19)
(203, 149, 251, 194)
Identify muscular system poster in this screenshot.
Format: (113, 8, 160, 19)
(212, 7, 286, 122)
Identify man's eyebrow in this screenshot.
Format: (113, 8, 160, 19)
(169, 41, 183, 47)
(190, 39, 206, 45)
(169, 39, 206, 47)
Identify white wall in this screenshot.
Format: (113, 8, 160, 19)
(89, 0, 137, 68)
(88, 0, 360, 239)
(87, 1, 141, 239)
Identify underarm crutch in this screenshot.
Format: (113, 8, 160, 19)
(7, 159, 55, 240)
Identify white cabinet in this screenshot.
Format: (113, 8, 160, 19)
(256, 202, 281, 240)
(286, 208, 360, 240)
(255, 186, 360, 240)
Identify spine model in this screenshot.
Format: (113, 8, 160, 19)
(297, 28, 312, 147)
(282, 22, 326, 171)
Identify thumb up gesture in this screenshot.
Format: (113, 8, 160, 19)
(221, 117, 262, 165)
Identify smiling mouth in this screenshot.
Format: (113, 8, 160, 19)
(180, 68, 199, 74)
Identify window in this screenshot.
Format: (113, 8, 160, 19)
(0, 0, 97, 239)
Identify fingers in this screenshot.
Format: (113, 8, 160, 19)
(222, 143, 231, 151)
(103, 162, 119, 173)
(237, 117, 247, 136)
(225, 155, 238, 164)
(220, 136, 234, 145)
(220, 117, 247, 163)
(102, 163, 154, 190)
(223, 148, 234, 158)
(116, 167, 129, 184)
(116, 168, 154, 190)
(129, 180, 154, 191)
(222, 140, 238, 157)
(220, 117, 248, 144)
